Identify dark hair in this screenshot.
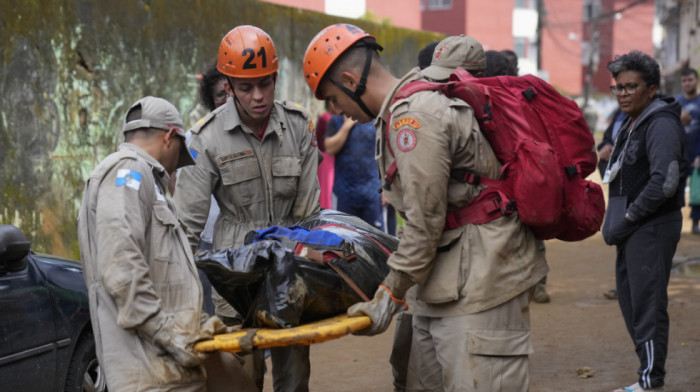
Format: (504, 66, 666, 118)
(485, 51, 511, 77)
(125, 104, 142, 123)
(500, 49, 518, 76)
(324, 38, 384, 88)
(199, 61, 227, 111)
(125, 127, 164, 142)
(681, 67, 698, 78)
(607, 51, 660, 87)
(418, 41, 439, 69)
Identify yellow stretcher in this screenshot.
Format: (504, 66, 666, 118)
(194, 315, 371, 353)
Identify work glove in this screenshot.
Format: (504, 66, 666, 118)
(200, 315, 242, 335)
(142, 314, 211, 368)
(347, 269, 413, 336)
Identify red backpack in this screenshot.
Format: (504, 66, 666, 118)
(385, 68, 605, 241)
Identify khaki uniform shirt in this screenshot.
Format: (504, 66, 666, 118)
(78, 143, 205, 391)
(175, 98, 320, 318)
(174, 98, 321, 251)
(376, 69, 549, 317)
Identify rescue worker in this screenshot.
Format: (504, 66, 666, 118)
(303, 24, 548, 391)
(174, 25, 320, 392)
(77, 96, 231, 391)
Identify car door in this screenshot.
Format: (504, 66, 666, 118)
(0, 256, 56, 391)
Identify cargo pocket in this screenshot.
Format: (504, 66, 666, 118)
(272, 156, 301, 199)
(220, 157, 263, 206)
(152, 202, 179, 280)
(467, 329, 532, 356)
(152, 202, 190, 299)
(416, 230, 465, 303)
(152, 202, 178, 260)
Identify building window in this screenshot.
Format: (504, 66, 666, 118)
(427, 0, 452, 11)
(515, 0, 536, 9)
(583, 0, 599, 22)
(514, 37, 527, 58)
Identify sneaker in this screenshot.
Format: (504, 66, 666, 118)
(612, 382, 664, 391)
(532, 283, 550, 303)
(603, 289, 618, 300)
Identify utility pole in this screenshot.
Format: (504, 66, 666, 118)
(536, 0, 544, 71)
(583, 7, 599, 110)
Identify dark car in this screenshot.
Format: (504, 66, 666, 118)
(0, 224, 106, 391)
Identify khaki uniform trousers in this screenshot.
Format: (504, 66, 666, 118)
(407, 289, 533, 392)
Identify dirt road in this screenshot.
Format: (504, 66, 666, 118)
(263, 208, 700, 392)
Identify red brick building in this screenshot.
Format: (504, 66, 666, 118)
(258, 0, 655, 97)
(582, 0, 655, 95)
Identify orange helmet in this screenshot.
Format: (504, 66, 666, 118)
(303, 24, 375, 99)
(218, 25, 279, 79)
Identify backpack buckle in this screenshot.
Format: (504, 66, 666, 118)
(522, 87, 536, 101)
(565, 164, 580, 178)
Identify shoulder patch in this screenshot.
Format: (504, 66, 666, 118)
(281, 101, 310, 119)
(397, 129, 417, 152)
(115, 169, 142, 190)
(308, 119, 314, 133)
(392, 117, 422, 130)
(191, 111, 216, 135)
(310, 128, 318, 147)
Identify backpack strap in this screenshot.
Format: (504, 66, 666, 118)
(445, 188, 516, 230)
(384, 121, 400, 190)
(384, 80, 446, 190)
(385, 79, 513, 230)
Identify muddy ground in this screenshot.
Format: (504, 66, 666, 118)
(262, 206, 700, 392)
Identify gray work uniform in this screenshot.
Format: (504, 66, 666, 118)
(174, 98, 320, 392)
(376, 69, 549, 391)
(78, 143, 205, 391)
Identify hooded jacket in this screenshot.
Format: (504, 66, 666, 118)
(607, 96, 688, 224)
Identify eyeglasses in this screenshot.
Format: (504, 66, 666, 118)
(610, 82, 647, 96)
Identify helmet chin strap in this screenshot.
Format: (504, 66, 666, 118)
(331, 43, 383, 120)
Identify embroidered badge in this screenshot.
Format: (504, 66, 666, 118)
(310, 129, 318, 147)
(434, 45, 449, 60)
(397, 129, 417, 152)
(216, 150, 254, 165)
(308, 119, 314, 133)
(115, 169, 142, 190)
(392, 117, 422, 130)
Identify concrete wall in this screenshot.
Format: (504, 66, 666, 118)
(0, 0, 442, 259)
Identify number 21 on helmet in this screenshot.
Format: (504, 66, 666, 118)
(217, 25, 279, 79)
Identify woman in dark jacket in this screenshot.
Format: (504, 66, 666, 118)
(603, 51, 687, 392)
